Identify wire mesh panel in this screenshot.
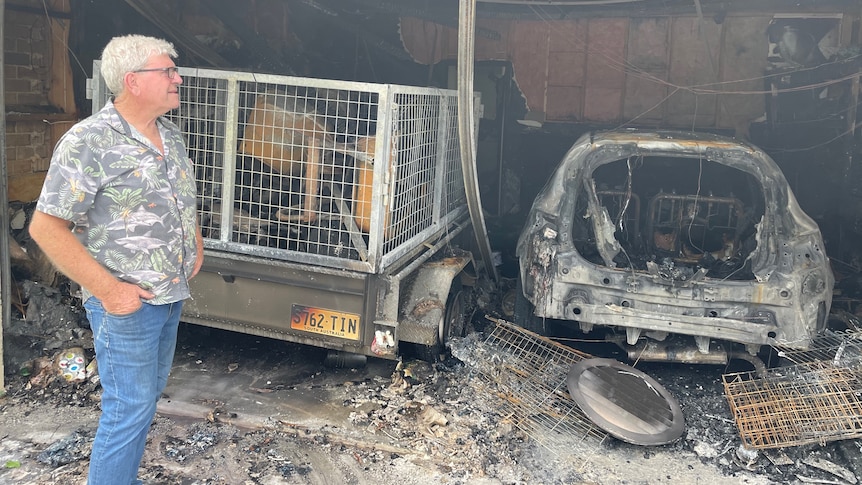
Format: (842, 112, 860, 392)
(441, 97, 470, 215)
(379, 89, 469, 266)
(723, 359, 862, 449)
(453, 319, 606, 463)
(91, 64, 473, 273)
(773, 330, 862, 367)
(225, 81, 381, 265)
(172, 76, 231, 251)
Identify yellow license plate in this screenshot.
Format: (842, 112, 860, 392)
(290, 304, 361, 341)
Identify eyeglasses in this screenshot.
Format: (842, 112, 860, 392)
(132, 67, 179, 79)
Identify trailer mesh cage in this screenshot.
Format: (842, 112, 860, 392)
(90, 64, 475, 273)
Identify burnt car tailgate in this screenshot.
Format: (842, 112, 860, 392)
(518, 129, 833, 352)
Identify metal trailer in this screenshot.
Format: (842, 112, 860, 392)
(89, 63, 481, 360)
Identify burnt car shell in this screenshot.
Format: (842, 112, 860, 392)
(516, 130, 833, 353)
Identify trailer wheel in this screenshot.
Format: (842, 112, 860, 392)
(416, 286, 468, 362)
(440, 288, 468, 345)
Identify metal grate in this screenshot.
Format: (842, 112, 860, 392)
(459, 319, 607, 462)
(174, 76, 230, 250)
(378, 91, 469, 265)
(723, 340, 862, 449)
(225, 82, 379, 262)
(773, 329, 862, 367)
(90, 64, 473, 274)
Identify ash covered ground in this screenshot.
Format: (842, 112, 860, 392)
(2, 279, 862, 484)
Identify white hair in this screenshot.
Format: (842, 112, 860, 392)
(100, 35, 177, 94)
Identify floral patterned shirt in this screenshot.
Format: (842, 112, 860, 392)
(36, 99, 199, 305)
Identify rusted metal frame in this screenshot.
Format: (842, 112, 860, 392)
(723, 360, 862, 448)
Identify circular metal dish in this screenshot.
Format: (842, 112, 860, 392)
(567, 358, 685, 445)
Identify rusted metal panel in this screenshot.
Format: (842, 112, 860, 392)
(400, 17, 512, 65)
(546, 20, 587, 121)
(548, 50, 586, 87)
(549, 19, 587, 54)
(510, 21, 550, 114)
(623, 17, 671, 124)
(474, 18, 512, 60)
(547, 85, 584, 121)
(398, 11, 857, 129)
(622, 77, 669, 125)
(399, 17, 449, 64)
(584, 18, 628, 122)
(626, 17, 672, 72)
(666, 16, 722, 127)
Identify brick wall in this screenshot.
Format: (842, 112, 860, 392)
(4, 0, 75, 202)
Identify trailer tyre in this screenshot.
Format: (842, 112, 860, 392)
(415, 286, 468, 362)
(441, 288, 468, 345)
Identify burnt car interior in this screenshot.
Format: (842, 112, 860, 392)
(573, 155, 765, 281)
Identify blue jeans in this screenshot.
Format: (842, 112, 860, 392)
(83, 297, 183, 485)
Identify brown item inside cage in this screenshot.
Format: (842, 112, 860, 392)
(240, 96, 384, 230)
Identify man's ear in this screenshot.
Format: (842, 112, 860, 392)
(123, 72, 140, 95)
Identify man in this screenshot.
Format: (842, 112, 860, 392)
(29, 35, 204, 485)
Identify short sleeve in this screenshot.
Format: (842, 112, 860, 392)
(36, 130, 102, 222)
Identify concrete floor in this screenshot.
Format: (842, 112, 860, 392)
(158, 324, 400, 433)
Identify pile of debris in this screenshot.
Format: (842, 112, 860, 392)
(4, 311, 862, 483)
(452, 320, 862, 484)
(4, 206, 862, 483)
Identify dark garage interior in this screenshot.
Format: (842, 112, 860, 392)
(18, 0, 862, 271)
(5, 0, 862, 483)
(8, 0, 862, 276)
